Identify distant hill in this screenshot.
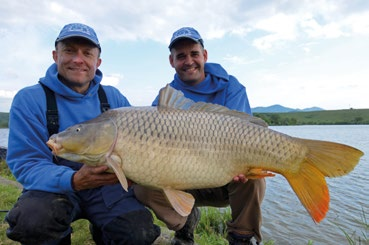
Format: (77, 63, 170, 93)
(253, 108, 369, 125)
(252, 104, 324, 113)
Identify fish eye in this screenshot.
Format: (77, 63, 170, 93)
(75, 128, 81, 132)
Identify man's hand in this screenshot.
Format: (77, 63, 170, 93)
(232, 174, 248, 183)
(72, 165, 119, 191)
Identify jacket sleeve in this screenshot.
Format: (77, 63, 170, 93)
(224, 76, 252, 115)
(6, 87, 75, 193)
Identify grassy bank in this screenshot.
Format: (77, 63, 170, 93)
(1, 108, 369, 128)
(254, 108, 369, 125)
(0, 159, 368, 244)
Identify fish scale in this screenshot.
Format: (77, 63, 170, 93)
(106, 107, 305, 189)
(47, 84, 363, 222)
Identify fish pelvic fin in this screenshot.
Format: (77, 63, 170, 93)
(106, 155, 128, 192)
(158, 84, 268, 127)
(298, 138, 364, 177)
(163, 188, 195, 217)
(245, 168, 275, 178)
(284, 162, 329, 223)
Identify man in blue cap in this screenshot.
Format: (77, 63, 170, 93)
(5, 23, 160, 244)
(135, 27, 266, 245)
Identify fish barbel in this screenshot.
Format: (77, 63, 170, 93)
(47, 85, 363, 223)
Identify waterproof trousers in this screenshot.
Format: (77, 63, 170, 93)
(134, 178, 266, 242)
(6, 184, 160, 245)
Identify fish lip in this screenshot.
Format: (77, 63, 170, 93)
(46, 139, 61, 155)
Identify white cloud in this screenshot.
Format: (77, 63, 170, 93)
(101, 74, 124, 86)
(0, 90, 17, 98)
(0, 0, 369, 111)
(223, 55, 263, 66)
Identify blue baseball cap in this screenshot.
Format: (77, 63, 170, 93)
(55, 23, 101, 51)
(168, 27, 204, 50)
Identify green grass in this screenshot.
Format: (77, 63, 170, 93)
(0, 159, 368, 244)
(334, 208, 369, 245)
(0, 184, 95, 244)
(254, 108, 369, 125)
(1, 109, 369, 129)
(0, 112, 9, 128)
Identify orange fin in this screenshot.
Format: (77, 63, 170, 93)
(283, 139, 363, 223)
(297, 138, 364, 177)
(163, 188, 195, 217)
(107, 155, 128, 192)
(245, 168, 275, 178)
(284, 161, 329, 223)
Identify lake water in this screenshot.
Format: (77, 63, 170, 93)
(263, 125, 368, 244)
(0, 128, 8, 148)
(0, 125, 368, 244)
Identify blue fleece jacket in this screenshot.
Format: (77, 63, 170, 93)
(153, 63, 252, 114)
(6, 63, 130, 193)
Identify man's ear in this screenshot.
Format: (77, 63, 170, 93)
(169, 54, 175, 68)
(203, 49, 208, 62)
(96, 58, 102, 68)
(52, 50, 57, 62)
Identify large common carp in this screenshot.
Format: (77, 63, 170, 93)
(47, 85, 363, 223)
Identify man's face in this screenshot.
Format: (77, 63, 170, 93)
(53, 38, 101, 93)
(169, 39, 208, 86)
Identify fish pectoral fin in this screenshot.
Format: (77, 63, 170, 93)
(245, 168, 275, 178)
(163, 188, 195, 217)
(106, 155, 128, 192)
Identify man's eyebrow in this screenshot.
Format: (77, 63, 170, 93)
(175, 52, 186, 57)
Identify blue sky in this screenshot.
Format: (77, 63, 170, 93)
(1, 0, 368, 112)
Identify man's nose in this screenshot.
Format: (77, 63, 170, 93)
(184, 55, 193, 65)
(72, 50, 84, 62)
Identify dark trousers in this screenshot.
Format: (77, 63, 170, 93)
(5, 184, 160, 245)
(134, 178, 266, 242)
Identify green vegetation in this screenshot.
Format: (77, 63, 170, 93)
(254, 108, 369, 125)
(0, 113, 9, 128)
(0, 186, 95, 244)
(1, 108, 368, 128)
(0, 160, 368, 244)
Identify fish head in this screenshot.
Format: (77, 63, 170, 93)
(46, 116, 118, 165)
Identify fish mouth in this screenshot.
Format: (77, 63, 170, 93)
(46, 138, 62, 155)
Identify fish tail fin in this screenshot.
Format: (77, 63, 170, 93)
(298, 138, 364, 177)
(284, 162, 329, 223)
(284, 139, 363, 223)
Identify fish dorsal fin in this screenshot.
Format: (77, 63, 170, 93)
(163, 188, 195, 217)
(158, 84, 268, 127)
(106, 155, 128, 191)
(158, 84, 196, 110)
(189, 102, 268, 127)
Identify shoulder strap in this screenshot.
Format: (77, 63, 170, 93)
(98, 84, 110, 112)
(41, 83, 59, 136)
(41, 83, 110, 136)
